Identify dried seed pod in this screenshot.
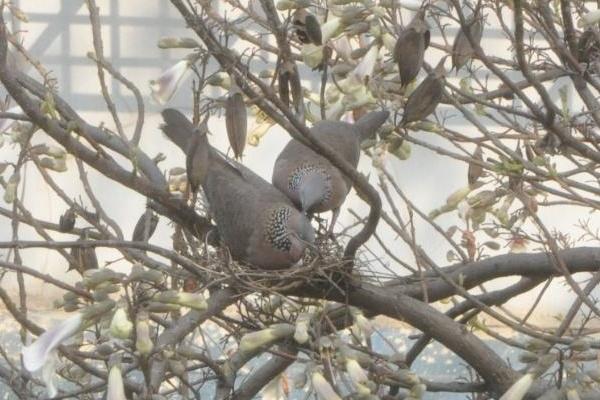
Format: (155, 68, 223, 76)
(278, 70, 291, 107)
(467, 145, 484, 186)
(577, 29, 600, 64)
(452, 14, 484, 71)
(131, 208, 159, 242)
(394, 10, 430, 88)
(292, 9, 322, 45)
(401, 57, 446, 125)
(292, 9, 311, 44)
(304, 13, 323, 45)
(68, 230, 99, 275)
(186, 118, 210, 192)
(225, 83, 247, 159)
(59, 208, 76, 232)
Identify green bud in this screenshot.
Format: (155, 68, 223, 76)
(239, 324, 295, 353)
(110, 308, 133, 339)
(569, 338, 591, 352)
(83, 269, 124, 290)
(145, 301, 181, 313)
(157, 37, 200, 49)
(81, 299, 116, 322)
(136, 312, 153, 356)
(294, 312, 311, 344)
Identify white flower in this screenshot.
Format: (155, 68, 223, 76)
(22, 314, 82, 397)
(352, 45, 379, 83)
(41, 351, 58, 398)
(332, 36, 352, 61)
(107, 363, 127, 400)
(578, 10, 600, 28)
(311, 371, 342, 400)
(22, 314, 82, 372)
(150, 58, 192, 105)
(0, 105, 22, 133)
(499, 373, 534, 400)
(457, 199, 471, 220)
(321, 17, 342, 42)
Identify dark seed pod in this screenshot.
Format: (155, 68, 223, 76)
(68, 230, 99, 275)
(131, 208, 159, 242)
(225, 83, 247, 160)
(59, 208, 76, 232)
(577, 29, 600, 64)
(293, 9, 321, 45)
(278, 70, 290, 107)
(467, 145, 484, 186)
(452, 14, 484, 71)
(304, 13, 322, 45)
(185, 119, 210, 193)
(401, 57, 446, 125)
(394, 10, 430, 88)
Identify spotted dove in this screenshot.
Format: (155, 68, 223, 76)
(161, 109, 315, 269)
(272, 110, 389, 233)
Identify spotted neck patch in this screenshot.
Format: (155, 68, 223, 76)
(288, 164, 332, 203)
(265, 207, 292, 252)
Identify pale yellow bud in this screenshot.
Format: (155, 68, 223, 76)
(136, 313, 153, 356)
(311, 371, 342, 400)
(239, 324, 295, 353)
(157, 37, 200, 49)
(302, 44, 324, 69)
(294, 313, 311, 344)
(109, 308, 133, 339)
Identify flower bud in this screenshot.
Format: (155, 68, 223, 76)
(302, 44, 324, 69)
(206, 72, 231, 90)
(129, 264, 163, 284)
(321, 18, 343, 42)
(311, 371, 342, 400)
(569, 338, 591, 352)
(107, 362, 127, 400)
(81, 300, 116, 322)
(239, 324, 295, 353)
(345, 358, 370, 394)
(3, 172, 19, 203)
(144, 301, 181, 313)
(524, 338, 551, 353)
(109, 308, 133, 339)
(350, 308, 373, 338)
(136, 312, 153, 356)
(499, 373, 534, 400)
(294, 313, 311, 344)
(154, 290, 207, 311)
(157, 37, 200, 49)
(83, 269, 124, 290)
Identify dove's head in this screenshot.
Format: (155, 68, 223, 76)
(265, 206, 315, 264)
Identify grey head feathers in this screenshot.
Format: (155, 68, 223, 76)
(298, 170, 331, 213)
